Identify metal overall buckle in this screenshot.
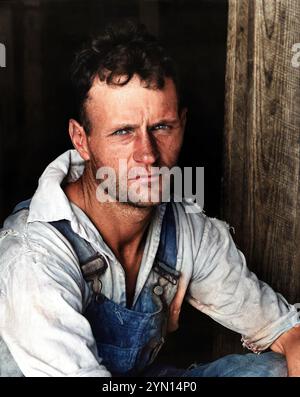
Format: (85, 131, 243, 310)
(153, 260, 180, 286)
(81, 253, 107, 296)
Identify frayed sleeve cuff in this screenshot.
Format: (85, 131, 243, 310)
(241, 306, 300, 354)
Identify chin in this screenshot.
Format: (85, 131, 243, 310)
(126, 200, 161, 209)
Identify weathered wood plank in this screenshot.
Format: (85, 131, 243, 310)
(215, 0, 300, 358)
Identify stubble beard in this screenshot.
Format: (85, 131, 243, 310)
(88, 154, 164, 209)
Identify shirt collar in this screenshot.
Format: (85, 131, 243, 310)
(27, 149, 84, 224)
(27, 149, 167, 262)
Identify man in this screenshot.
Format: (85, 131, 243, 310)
(0, 20, 299, 377)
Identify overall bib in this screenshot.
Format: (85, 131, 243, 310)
(12, 200, 180, 376)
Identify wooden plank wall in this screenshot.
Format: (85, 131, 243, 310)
(214, 0, 300, 358)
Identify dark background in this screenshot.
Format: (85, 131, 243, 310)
(0, 0, 231, 365)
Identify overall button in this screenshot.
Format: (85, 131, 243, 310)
(153, 285, 164, 296)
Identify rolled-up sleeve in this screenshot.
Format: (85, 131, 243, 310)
(0, 237, 111, 377)
(186, 216, 300, 353)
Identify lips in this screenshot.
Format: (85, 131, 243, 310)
(128, 174, 160, 182)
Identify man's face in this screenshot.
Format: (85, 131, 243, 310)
(81, 74, 186, 207)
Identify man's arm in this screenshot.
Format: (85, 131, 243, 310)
(0, 240, 111, 377)
(186, 214, 300, 367)
(271, 325, 300, 376)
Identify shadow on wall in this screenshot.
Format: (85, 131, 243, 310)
(0, 0, 227, 221)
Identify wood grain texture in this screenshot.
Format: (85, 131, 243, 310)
(215, 0, 300, 358)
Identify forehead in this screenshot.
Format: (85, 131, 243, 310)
(85, 75, 179, 124)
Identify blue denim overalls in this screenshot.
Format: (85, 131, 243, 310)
(12, 200, 180, 376)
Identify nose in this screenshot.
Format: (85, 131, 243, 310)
(133, 132, 159, 166)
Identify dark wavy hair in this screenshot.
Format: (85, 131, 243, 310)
(70, 19, 180, 133)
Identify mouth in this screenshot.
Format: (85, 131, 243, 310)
(128, 174, 160, 183)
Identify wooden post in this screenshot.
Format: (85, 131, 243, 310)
(214, 0, 300, 358)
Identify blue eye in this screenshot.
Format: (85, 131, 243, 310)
(113, 129, 131, 136)
(152, 124, 170, 131)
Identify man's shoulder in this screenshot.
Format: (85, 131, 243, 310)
(172, 199, 207, 230)
(0, 209, 79, 275)
(0, 210, 40, 287)
(0, 209, 31, 261)
(172, 199, 234, 241)
(1, 207, 51, 248)
(2, 206, 29, 234)
(0, 209, 85, 301)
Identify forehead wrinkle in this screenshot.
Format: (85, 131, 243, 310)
(86, 75, 178, 130)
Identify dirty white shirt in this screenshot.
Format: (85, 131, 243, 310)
(0, 150, 299, 377)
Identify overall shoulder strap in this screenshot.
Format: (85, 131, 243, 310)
(12, 198, 32, 215)
(154, 202, 180, 285)
(49, 219, 107, 281)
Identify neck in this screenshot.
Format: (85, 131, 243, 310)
(64, 166, 156, 262)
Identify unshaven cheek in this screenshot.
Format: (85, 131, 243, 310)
(160, 141, 182, 167)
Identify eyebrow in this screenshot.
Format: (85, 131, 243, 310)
(109, 118, 179, 134)
(150, 118, 179, 128)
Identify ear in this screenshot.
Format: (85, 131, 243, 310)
(69, 119, 90, 161)
(179, 107, 188, 131)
